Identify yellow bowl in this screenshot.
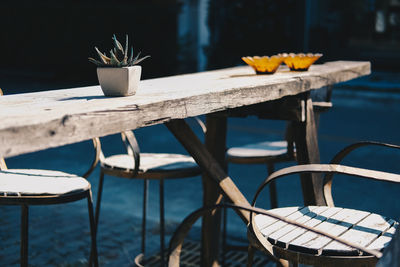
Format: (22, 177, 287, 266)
(281, 53, 322, 71)
(242, 55, 284, 74)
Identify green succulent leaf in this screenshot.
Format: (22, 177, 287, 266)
(113, 35, 126, 61)
(130, 51, 141, 65)
(110, 50, 120, 65)
(112, 34, 124, 53)
(133, 55, 151, 65)
(113, 47, 122, 61)
(89, 34, 150, 67)
(130, 51, 151, 65)
(127, 46, 134, 65)
(95, 47, 110, 64)
(88, 57, 103, 66)
(123, 34, 129, 63)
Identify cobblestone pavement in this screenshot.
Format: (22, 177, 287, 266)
(0, 201, 187, 266)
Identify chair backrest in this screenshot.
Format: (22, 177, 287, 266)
(120, 131, 140, 176)
(284, 85, 332, 153)
(323, 141, 400, 207)
(311, 85, 333, 110)
(114, 117, 206, 176)
(284, 121, 295, 155)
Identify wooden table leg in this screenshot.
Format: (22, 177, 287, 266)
(165, 118, 251, 266)
(201, 115, 226, 266)
(293, 95, 327, 206)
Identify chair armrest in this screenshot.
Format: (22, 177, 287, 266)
(312, 101, 333, 112)
(186, 117, 206, 135)
(121, 131, 140, 176)
(82, 138, 102, 178)
(168, 203, 381, 267)
(323, 142, 400, 205)
(118, 118, 203, 178)
(251, 164, 400, 207)
(329, 141, 400, 165)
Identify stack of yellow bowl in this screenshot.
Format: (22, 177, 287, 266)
(280, 53, 323, 71)
(242, 53, 323, 74)
(241, 55, 284, 74)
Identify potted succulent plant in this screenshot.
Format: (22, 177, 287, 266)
(89, 35, 150, 96)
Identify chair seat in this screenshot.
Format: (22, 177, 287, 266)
(253, 206, 398, 257)
(227, 141, 289, 158)
(101, 153, 200, 177)
(0, 169, 89, 196)
(227, 141, 293, 163)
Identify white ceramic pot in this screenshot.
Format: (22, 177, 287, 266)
(97, 65, 142, 96)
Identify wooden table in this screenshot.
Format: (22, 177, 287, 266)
(0, 61, 370, 266)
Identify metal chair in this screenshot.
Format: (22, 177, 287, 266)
(94, 120, 205, 266)
(247, 141, 400, 266)
(0, 88, 100, 267)
(223, 89, 333, 257)
(226, 90, 333, 208)
(168, 141, 400, 267)
(226, 122, 296, 209)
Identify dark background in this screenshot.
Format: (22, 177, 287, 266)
(0, 0, 180, 92)
(207, 0, 400, 69)
(0, 0, 399, 93)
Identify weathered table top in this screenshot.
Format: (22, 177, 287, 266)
(0, 61, 370, 158)
(254, 206, 398, 255)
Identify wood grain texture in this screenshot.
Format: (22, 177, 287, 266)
(255, 206, 397, 257)
(0, 61, 370, 158)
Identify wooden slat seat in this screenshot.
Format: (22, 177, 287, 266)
(0, 169, 89, 196)
(254, 206, 398, 257)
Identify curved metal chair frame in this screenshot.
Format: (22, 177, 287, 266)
(248, 141, 400, 266)
(167, 141, 400, 267)
(95, 118, 205, 267)
(0, 138, 101, 267)
(167, 204, 382, 267)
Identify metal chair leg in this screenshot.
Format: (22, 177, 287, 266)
(87, 192, 99, 267)
(21, 205, 29, 267)
(159, 179, 165, 267)
(134, 179, 149, 267)
(267, 163, 278, 209)
(94, 171, 105, 228)
(142, 179, 149, 258)
(221, 197, 228, 266)
(247, 245, 255, 267)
